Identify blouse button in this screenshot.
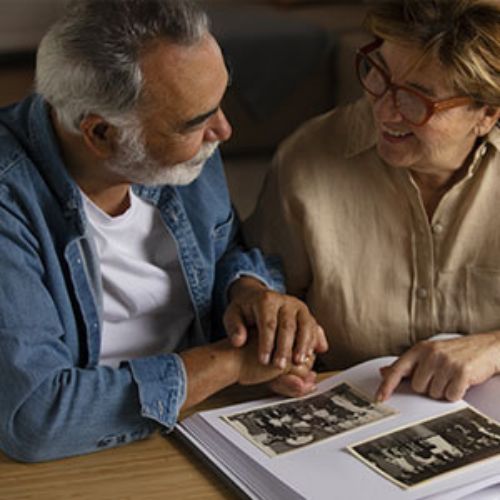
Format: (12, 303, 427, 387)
(432, 223, 444, 235)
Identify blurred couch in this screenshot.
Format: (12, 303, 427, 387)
(0, 0, 66, 54)
(202, 0, 370, 155)
(0, 0, 370, 156)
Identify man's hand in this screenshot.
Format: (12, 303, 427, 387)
(224, 276, 328, 369)
(376, 332, 500, 402)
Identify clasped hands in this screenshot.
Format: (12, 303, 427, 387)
(226, 278, 500, 402)
(225, 277, 328, 397)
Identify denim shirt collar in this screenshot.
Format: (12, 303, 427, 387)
(27, 95, 172, 230)
(27, 96, 86, 227)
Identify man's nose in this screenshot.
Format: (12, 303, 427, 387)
(204, 109, 232, 143)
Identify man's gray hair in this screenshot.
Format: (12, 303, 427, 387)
(36, 0, 210, 133)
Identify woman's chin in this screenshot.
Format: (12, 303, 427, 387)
(377, 144, 416, 170)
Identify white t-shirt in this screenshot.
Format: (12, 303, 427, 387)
(82, 189, 194, 367)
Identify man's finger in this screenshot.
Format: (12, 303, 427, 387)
(222, 305, 248, 348)
(272, 306, 297, 369)
(253, 299, 280, 365)
(292, 309, 316, 364)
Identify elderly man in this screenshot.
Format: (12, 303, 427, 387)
(0, 0, 327, 462)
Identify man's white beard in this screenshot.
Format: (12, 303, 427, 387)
(107, 127, 219, 186)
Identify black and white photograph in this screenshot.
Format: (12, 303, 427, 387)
(349, 406, 500, 489)
(223, 382, 397, 457)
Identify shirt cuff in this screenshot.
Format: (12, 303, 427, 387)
(129, 353, 186, 430)
(224, 271, 282, 303)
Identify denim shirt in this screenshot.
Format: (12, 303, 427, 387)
(0, 95, 284, 462)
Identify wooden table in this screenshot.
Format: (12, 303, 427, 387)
(0, 383, 284, 500)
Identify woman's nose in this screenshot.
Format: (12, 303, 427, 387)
(373, 89, 403, 123)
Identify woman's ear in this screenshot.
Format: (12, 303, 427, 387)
(79, 115, 117, 159)
(475, 106, 500, 137)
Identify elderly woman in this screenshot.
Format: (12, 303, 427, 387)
(244, 0, 500, 402)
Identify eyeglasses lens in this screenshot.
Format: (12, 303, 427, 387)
(394, 89, 428, 125)
(358, 54, 428, 125)
(358, 55, 386, 96)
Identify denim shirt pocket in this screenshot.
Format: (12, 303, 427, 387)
(212, 210, 235, 260)
(466, 266, 500, 333)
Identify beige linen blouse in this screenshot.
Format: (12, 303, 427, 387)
(244, 97, 500, 369)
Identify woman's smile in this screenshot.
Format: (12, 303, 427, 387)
(381, 127, 414, 143)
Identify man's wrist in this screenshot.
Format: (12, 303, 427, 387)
(228, 276, 268, 301)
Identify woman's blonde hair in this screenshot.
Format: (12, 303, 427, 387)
(364, 0, 500, 106)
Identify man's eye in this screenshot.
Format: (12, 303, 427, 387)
(184, 123, 205, 134)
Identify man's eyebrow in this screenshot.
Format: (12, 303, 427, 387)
(180, 71, 232, 131)
(182, 106, 219, 130)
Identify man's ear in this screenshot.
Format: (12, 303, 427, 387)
(475, 106, 500, 137)
(79, 114, 117, 159)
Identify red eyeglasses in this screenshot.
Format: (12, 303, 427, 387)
(356, 39, 474, 126)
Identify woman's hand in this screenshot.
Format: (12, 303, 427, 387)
(224, 276, 328, 368)
(376, 332, 500, 402)
(268, 354, 318, 398)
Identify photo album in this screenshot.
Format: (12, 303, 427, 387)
(176, 356, 500, 500)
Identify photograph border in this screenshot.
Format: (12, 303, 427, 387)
(222, 381, 398, 458)
(348, 405, 500, 490)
